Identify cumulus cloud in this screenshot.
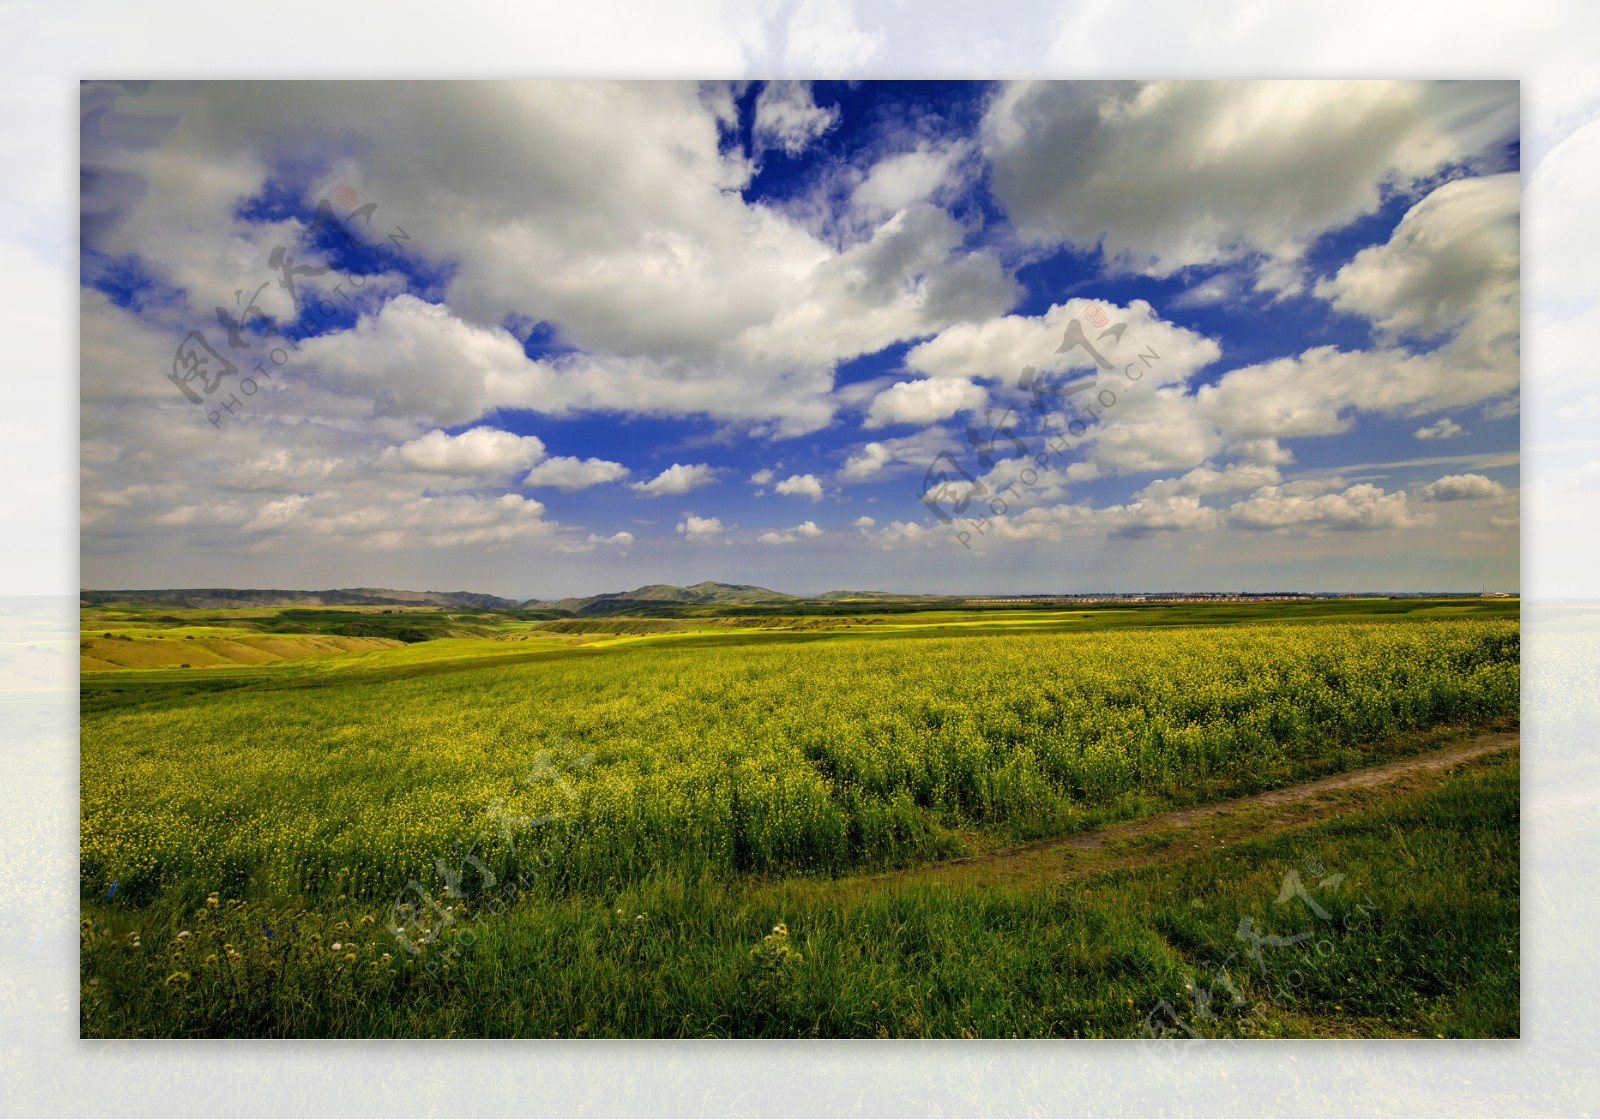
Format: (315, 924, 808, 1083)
(851, 141, 972, 222)
(781, 0, 885, 75)
(1133, 463, 1284, 502)
(631, 462, 719, 496)
(905, 298, 1220, 389)
(77, 79, 1521, 594)
(983, 80, 1515, 284)
(774, 473, 824, 500)
(853, 515, 875, 528)
(1226, 482, 1425, 531)
(758, 520, 824, 544)
(520, 455, 630, 491)
(839, 429, 966, 484)
(381, 427, 545, 477)
(1418, 473, 1509, 501)
(861, 519, 934, 549)
(1316, 173, 1519, 344)
(753, 81, 838, 155)
(97, 82, 1022, 441)
(865, 378, 986, 428)
(675, 513, 724, 539)
(238, 488, 554, 551)
(841, 441, 892, 480)
(1414, 418, 1467, 440)
(1081, 333, 1522, 483)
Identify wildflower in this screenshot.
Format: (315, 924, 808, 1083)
(164, 971, 190, 986)
(332, 942, 343, 951)
(344, 953, 357, 963)
(176, 931, 190, 940)
(381, 953, 391, 961)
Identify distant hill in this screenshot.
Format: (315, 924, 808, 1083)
(535, 581, 799, 613)
(81, 582, 950, 616)
(79, 587, 523, 611)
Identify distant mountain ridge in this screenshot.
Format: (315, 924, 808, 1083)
(538, 581, 798, 612)
(80, 581, 910, 614)
(78, 587, 523, 610)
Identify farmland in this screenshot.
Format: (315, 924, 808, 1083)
(78, 596, 1520, 1037)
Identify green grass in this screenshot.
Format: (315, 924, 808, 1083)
(79, 750, 1518, 1038)
(81, 619, 1517, 907)
(78, 601, 1520, 1037)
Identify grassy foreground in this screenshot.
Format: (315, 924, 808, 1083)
(80, 747, 1517, 1038)
(78, 602, 1519, 1037)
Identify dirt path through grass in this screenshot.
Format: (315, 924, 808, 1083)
(840, 727, 1519, 895)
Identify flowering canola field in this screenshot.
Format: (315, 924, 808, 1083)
(80, 620, 1518, 909)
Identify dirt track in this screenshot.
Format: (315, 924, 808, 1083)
(849, 727, 1519, 892)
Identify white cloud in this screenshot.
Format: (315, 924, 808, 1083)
(851, 141, 971, 222)
(853, 515, 875, 528)
(774, 473, 824, 501)
(753, 81, 838, 155)
(983, 80, 1515, 283)
(1418, 473, 1509, 501)
(675, 513, 724, 539)
(1226, 482, 1426, 531)
(781, 0, 885, 75)
(841, 441, 892, 480)
(520, 455, 630, 491)
(97, 83, 1021, 441)
(748, 468, 775, 485)
(631, 462, 719, 496)
(298, 295, 551, 426)
(382, 427, 545, 477)
(839, 429, 958, 483)
(865, 378, 986, 428)
(863, 519, 933, 549)
(1414, 418, 1467, 440)
(905, 298, 1220, 389)
(1316, 173, 1519, 345)
(758, 519, 823, 544)
(236, 489, 554, 551)
(1133, 463, 1284, 502)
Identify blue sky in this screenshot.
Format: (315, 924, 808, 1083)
(80, 80, 1520, 598)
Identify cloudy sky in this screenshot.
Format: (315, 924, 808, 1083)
(80, 79, 1520, 598)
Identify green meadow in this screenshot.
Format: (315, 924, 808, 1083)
(78, 597, 1519, 1037)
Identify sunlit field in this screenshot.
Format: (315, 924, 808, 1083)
(79, 599, 1520, 1037)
